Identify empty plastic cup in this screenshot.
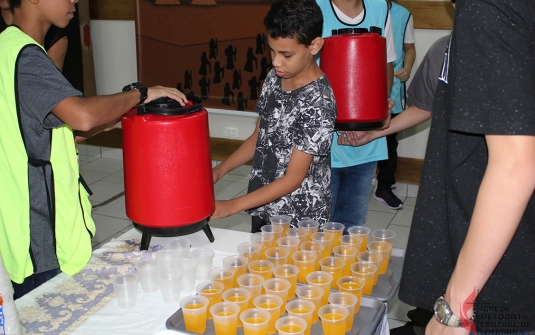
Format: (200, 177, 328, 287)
(248, 259, 275, 281)
(253, 294, 284, 334)
(237, 273, 265, 307)
(295, 285, 324, 323)
(337, 276, 365, 313)
(350, 261, 377, 295)
(328, 292, 358, 331)
(190, 247, 214, 281)
(176, 258, 197, 292)
(347, 226, 371, 253)
(240, 308, 271, 335)
(318, 304, 349, 335)
(223, 255, 249, 288)
(319, 256, 345, 289)
(264, 247, 289, 267)
(112, 272, 138, 308)
(285, 299, 315, 335)
(135, 259, 159, 293)
(210, 301, 240, 335)
(156, 249, 180, 272)
(292, 250, 317, 284)
(209, 266, 236, 291)
(276, 315, 308, 335)
(305, 270, 333, 306)
(165, 236, 191, 258)
(238, 242, 262, 263)
(262, 277, 291, 313)
(322, 222, 345, 248)
(273, 264, 299, 299)
(222, 288, 252, 327)
(159, 268, 183, 304)
(180, 294, 209, 334)
(333, 244, 358, 276)
(196, 280, 225, 319)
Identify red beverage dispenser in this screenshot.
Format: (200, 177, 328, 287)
(320, 27, 388, 130)
(122, 95, 215, 249)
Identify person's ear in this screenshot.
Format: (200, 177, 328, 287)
(309, 37, 324, 56)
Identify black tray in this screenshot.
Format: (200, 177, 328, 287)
(166, 296, 385, 335)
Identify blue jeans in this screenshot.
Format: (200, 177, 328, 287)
(330, 161, 377, 234)
(12, 267, 61, 299)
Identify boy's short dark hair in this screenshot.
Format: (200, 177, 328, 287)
(264, 0, 323, 46)
(9, 0, 20, 8)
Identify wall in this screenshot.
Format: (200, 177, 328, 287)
(90, 20, 450, 158)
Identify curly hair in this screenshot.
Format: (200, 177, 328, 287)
(264, 0, 323, 46)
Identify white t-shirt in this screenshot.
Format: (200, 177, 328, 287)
(333, 3, 397, 63)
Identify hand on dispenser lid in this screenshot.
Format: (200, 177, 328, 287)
(145, 86, 188, 106)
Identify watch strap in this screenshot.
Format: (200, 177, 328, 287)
(122, 82, 148, 105)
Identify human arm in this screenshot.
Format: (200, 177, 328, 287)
(52, 86, 187, 131)
(211, 147, 313, 220)
(47, 36, 68, 71)
(212, 118, 260, 183)
(395, 43, 415, 82)
(337, 104, 430, 146)
(425, 134, 535, 335)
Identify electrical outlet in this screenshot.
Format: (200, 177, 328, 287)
(224, 127, 239, 138)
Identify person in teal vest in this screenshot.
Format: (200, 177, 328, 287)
(317, 0, 397, 233)
(374, 0, 415, 210)
(0, 0, 187, 299)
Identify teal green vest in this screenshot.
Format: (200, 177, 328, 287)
(0, 26, 95, 283)
(389, 2, 412, 114)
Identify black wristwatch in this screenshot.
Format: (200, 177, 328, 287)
(122, 82, 148, 105)
(434, 296, 475, 327)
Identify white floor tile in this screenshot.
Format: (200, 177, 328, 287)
(220, 173, 250, 184)
(387, 292, 414, 322)
(78, 154, 101, 164)
(80, 170, 111, 185)
(87, 181, 125, 202)
(80, 157, 124, 174)
(93, 196, 129, 220)
(101, 147, 124, 160)
(392, 183, 408, 197)
(386, 224, 411, 249)
(214, 180, 249, 200)
(101, 170, 125, 184)
(365, 211, 395, 231)
(91, 213, 132, 243)
(210, 213, 252, 233)
(390, 205, 415, 227)
(407, 184, 420, 198)
(227, 164, 252, 177)
(388, 318, 408, 329)
(403, 197, 417, 207)
(78, 144, 101, 157)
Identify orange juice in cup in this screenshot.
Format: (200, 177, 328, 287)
(292, 250, 317, 283)
(273, 264, 299, 299)
(180, 295, 210, 334)
(253, 294, 284, 334)
(318, 304, 349, 335)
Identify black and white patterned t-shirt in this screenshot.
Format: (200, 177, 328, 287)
(246, 69, 337, 227)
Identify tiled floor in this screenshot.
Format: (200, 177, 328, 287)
(79, 143, 416, 330)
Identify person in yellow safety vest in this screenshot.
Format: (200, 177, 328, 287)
(0, 0, 187, 299)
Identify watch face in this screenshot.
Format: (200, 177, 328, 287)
(436, 304, 446, 321)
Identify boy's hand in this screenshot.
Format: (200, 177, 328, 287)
(145, 86, 188, 105)
(211, 200, 237, 220)
(394, 68, 411, 82)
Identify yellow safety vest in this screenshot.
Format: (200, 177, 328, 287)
(0, 26, 95, 283)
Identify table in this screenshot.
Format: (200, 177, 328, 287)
(15, 227, 390, 335)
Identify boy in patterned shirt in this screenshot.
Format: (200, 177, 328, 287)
(211, 0, 337, 232)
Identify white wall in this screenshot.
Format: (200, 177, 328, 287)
(90, 20, 450, 157)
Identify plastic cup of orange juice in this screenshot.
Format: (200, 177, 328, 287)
(179, 294, 209, 334)
(276, 316, 308, 335)
(328, 292, 358, 331)
(276, 236, 301, 265)
(223, 255, 249, 288)
(240, 308, 271, 335)
(367, 241, 392, 274)
(299, 241, 324, 270)
(371, 229, 396, 247)
(292, 250, 317, 284)
(209, 266, 236, 291)
(264, 247, 289, 267)
(273, 264, 299, 300)
(196, 280, 225, 319)
(336, 276, 365, 314)
(350, 261, 377, 295)
(251, 232, 275, 260)
(310, 232, 334, 258)
(347, 226, 371, 253)
(332, 244, 358, 276)
(253, 294, 284, 334)
(237, 273, 265, 307)
(339, 234, 364, 252)
(322, 222, 345, 248)
(319, 256, 345, 289)
(286, 299, 315, 335)
(262, 277, 291, 313)
(261, 225, 284, 247)
(238, 242, 262, 263)
(248, 260, 275, 281)
(210, 301, 241, 335)
(318, 304, 349, 335)
(296, 219, 319, 241)
(305, 270, 333, 307)
(270, 215, 292, 237)
(286, 227, 308, 244)
(356, 251, 383, 285)
(223, 287, 252, 327)
(295, 285, 324, 323)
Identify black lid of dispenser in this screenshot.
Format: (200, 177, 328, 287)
(137, 94, 203, 115)
(332, 28, 369, 35)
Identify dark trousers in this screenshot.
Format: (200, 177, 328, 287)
(377, 113, 399, 190)
(251, 216, 268, 233)
(12, 267, 61, 299)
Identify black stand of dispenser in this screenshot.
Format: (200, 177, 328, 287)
(133, 218, 215, 250)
